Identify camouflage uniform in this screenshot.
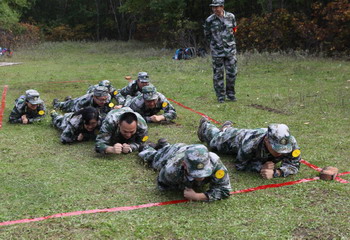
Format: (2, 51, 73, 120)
(199, 121, 301, 177)
(115, 72, 150, 105)
(55, 93, 113, 120)
(9, 90, 46, 124)
(139, 143, 231, 201)
(124, 86, 176, 123)
(87, 80, 119, 102)
(95, 107, 148, 153)
(51, 112, 101, 144)
(204, 0, 238, 102)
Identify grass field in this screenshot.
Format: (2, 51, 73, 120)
(0, 41, 349, 239)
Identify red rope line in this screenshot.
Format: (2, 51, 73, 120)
(0, 85, 9, 129)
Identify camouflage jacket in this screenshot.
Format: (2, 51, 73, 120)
(139, 143, 231, 202)
(58, 93, 113, 119)
(52, 112, 101, 144)
(216, 127, 301, 177)
(95, 107, 148, 153)
(204, 11, 237, 57)
(87, 84, 119, 102)
(124, 93, 177, 123)
(9, 95, 46, 123)
(115, 80, 142, 105)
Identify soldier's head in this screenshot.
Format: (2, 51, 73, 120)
(264, 124, 293, 157)
(183, 144, 214, 181)
(137, 72, 150, 89)
(93, 86, 110, 107)
(99, 80, 111, 88)
(210, 0, 224, 16)
(75, 106, 99, 132)
(119, 111, 138, 139)
(142, 85, 158, 109)
(25, 89, 43, 110)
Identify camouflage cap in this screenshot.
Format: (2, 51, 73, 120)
(267, 124, 293, 154)
(138, 72, 150, 83)
(210, 0, 224, 7)
(93, 86, 109, 97)
(98, 80, 111, 87)
(25, 89, 43, 105)
(184, 144, 214, 178)
(142, 85, 158, 101)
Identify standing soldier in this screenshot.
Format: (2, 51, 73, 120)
(53, 86, 113, 120)
(139, 142, 231, 201)
(115, 72, 151, 108)
(125, 85, 176, 123)
(95, 107, 148, 154)
(204, 0, 238, 103)
(87, 80, 119, 102)
(9, 89, 46, 124)
(198, 118, 302, 179)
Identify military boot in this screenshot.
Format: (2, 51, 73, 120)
(219, 121, 233, 131)
(197, 117, 208, 142)
(52, 98, 60, 109)
(155, 138, 169, 150)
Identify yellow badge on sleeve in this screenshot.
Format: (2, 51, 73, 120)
(108, 103, 115, 108)
(292, 149, 301, 158)
(38, 110, 45, 116)
(113, 90, 118, 95)
(215, 169, 225, 179)
(162, 102, 168, 108)
(142, 136, 149, 142)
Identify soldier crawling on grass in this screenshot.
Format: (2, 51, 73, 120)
(124, 85, 177, 123)
(51, 106, 101, 144)
(95, 107, 148, 155)
(139, 141, 231, 201)
(53, 86, 113, 120)
(114, 72, 151, 108)
(9, 89, 46, 124)
(87, 80, 119, 102)
(198, 118, 301, 179)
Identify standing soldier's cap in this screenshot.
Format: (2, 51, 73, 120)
(93, 86, 109, 97)
(142, 85, 158, 100)
(210, 0, 224, 7)
(184, 144, 214, 178)
(267, 124, 293, 154)
(138, 72, 150, 83)
(25, 89, 43, 105)
(99, 80, 111, 87)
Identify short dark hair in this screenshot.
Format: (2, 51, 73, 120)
(120, 112, 137, 124)
(74, 106, 99, 124)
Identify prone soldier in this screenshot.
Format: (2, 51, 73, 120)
(87, 80, 119, 102)
(9, 89, 46, 124)
(139, 142, 231, 201)
(198, 118, 301, 179)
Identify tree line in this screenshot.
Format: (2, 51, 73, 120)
(1, 0, 349, 56)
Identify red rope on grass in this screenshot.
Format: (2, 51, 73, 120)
(0, 85, 9, 129)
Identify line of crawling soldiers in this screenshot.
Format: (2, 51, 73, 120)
(9, 72, 302, 202)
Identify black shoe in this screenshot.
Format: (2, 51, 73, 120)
(219, 121, 233, 131)
(52, 98, 60, 109)
(218, 98, 225, 103)
(227, 96, 237, 102)
(155, 138, 169, 150)
(197, 117, 208, 142)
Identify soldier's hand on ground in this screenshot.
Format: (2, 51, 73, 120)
(260, 169, 274, 179)
(122, 143, 131, 153)
(114, 105, 123, 109)
(183, 188, 208, 201)
(150, 115, 165, 122)
(77, 133, 84, 141)
(21, 115, 28, 124)
(113, 143, 123, 154)
(262, 161, 275, 169)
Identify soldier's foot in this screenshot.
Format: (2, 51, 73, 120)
(138, 142, 156, 152)
(155, 138, 169, 150)
(220, 121, 233, 131)
(50, 110, 58, 118)
(218, 97, 225, 103)
(227, 96, 237, 102)
(52, 98, 60, 109)
(197, 117, 208, 142)
(64, 96, 72, 101)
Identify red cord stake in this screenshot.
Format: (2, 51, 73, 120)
(0, 85, 9, 129)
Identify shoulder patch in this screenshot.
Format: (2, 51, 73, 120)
(215, 169, 225, 179)
(162, 102, 168, 108)
(292, 149, 301, 158)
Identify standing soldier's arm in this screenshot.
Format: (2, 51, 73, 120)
(203, 19, 212, 43)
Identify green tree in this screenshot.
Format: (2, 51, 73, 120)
(0, 0, 29, 30)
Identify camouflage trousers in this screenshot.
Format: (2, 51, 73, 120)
(200, 121, 263, 173)
(51, 113, 65, 130)
(212, 55, 237, 101)
(57, 99, 75, 112)
(139, 143, 187, 171)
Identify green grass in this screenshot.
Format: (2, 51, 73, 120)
(0, 41, 349, 239)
